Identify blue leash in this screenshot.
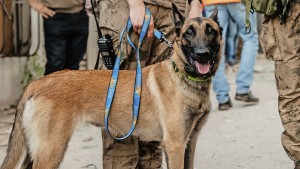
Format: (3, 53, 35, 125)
(104, 8, 170, 140)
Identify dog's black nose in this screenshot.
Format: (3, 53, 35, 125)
(196, 51, 210, 61)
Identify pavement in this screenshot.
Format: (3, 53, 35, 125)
(0, 55, 295, 169)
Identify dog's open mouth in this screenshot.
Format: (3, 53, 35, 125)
(195, 61, 210, 75)
(183, 47, 215, 78)
(190, 54, 212, 76)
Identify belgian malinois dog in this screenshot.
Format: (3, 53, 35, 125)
(1, 4, 222, 169)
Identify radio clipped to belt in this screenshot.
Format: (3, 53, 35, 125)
(90, 0, 116, 70)
(97, 34, 116, 69)
(89, 0, 173, 70)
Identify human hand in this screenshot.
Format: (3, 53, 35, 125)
(28, 0, 55, 18)
(188, 0, 202, 18)
(127, 0, 154, 38)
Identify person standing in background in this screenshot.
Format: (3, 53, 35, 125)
(260, 1, 300, 168)
(28, 0, 89, 75)
(203, 0, 259, 110)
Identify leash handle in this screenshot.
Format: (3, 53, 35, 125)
(104, 7, 152, 140)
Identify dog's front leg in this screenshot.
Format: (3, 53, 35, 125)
(162, 139, 186, 169)
(184, 112, 209, 169)
(184, 130, 200, 169)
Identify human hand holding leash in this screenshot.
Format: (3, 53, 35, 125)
(127, 0, 154, 38)
(28, 0, 55, 18)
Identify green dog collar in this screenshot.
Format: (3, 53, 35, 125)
(171, 60, 211, 82)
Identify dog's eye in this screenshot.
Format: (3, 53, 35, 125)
(206, 25, 216, 35)
(208, 28, 213, 34)
(186, 29, 193, 35)
(185, 27, 195, 36)
(207, 27, 213, 34)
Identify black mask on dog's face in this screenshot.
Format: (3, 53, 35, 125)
(172, 4, 222, 78)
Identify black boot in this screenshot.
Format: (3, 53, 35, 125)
(218, 98, 232, 111)
(235, 91, 259, 103)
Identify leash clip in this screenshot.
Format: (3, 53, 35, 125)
(154, 29, 173, 48)
(161, 35, 173, 48)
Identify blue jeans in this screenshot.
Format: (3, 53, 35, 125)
(226, 18, 238, 65)
(44, 10, 89, 75)
(204, 3, 259, 104)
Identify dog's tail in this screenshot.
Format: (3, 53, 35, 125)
(1, 97, 28, 169)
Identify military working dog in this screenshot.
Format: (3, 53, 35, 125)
(1, 4, 222, 169)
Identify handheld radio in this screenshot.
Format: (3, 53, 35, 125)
(90, 0, 116, 70)
(98, 34, 116, 70)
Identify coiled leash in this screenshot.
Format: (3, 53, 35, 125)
(104, 7, 172, 140)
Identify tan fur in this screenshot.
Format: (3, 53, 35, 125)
(1, 9, 222, 169)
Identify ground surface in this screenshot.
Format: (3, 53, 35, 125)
(0, 55, 295, 169)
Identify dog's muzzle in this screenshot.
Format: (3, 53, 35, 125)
(194, 51, 211, 75)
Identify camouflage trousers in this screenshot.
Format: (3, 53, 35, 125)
(260, 1, 300, 162)
(98, 0, 176, 70)
(98, 0, 176, 168)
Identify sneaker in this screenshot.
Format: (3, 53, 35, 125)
(235, 91, 259, 103)
(218, 99, 232, 111)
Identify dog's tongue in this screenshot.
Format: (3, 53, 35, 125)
(195, 61, 210, 74)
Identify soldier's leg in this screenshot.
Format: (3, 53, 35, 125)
(135, 5, 176, 169)
(102, 128, 139, 169)
(137, 141, 162, 169)
(261, 2, 300, 162)
(275, 61, 300, 161)
(275, 3, 300, 162)
(125, 4, 176, 168)
(98, 0, 141, 168)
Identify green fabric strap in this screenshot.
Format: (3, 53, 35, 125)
(172, 61, 210, 82)
(245, 0, 252, 33)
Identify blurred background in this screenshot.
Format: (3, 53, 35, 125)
(0, 0, 99, 110)
(0, 1, 294, 168)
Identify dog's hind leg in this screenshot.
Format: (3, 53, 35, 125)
(31, 124, 74, 169)
(32, 116, 75, 169)
(0, 109, 27, 169)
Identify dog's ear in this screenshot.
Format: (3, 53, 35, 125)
(209, 7, 222, 35)
(209, 7, 218, 22)
(172, 3, 185, 36)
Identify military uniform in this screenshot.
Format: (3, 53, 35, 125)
(260, 0, 300, 164)
(97, 0, 186, 168)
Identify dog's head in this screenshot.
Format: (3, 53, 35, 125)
(172, 4, 222, 79)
